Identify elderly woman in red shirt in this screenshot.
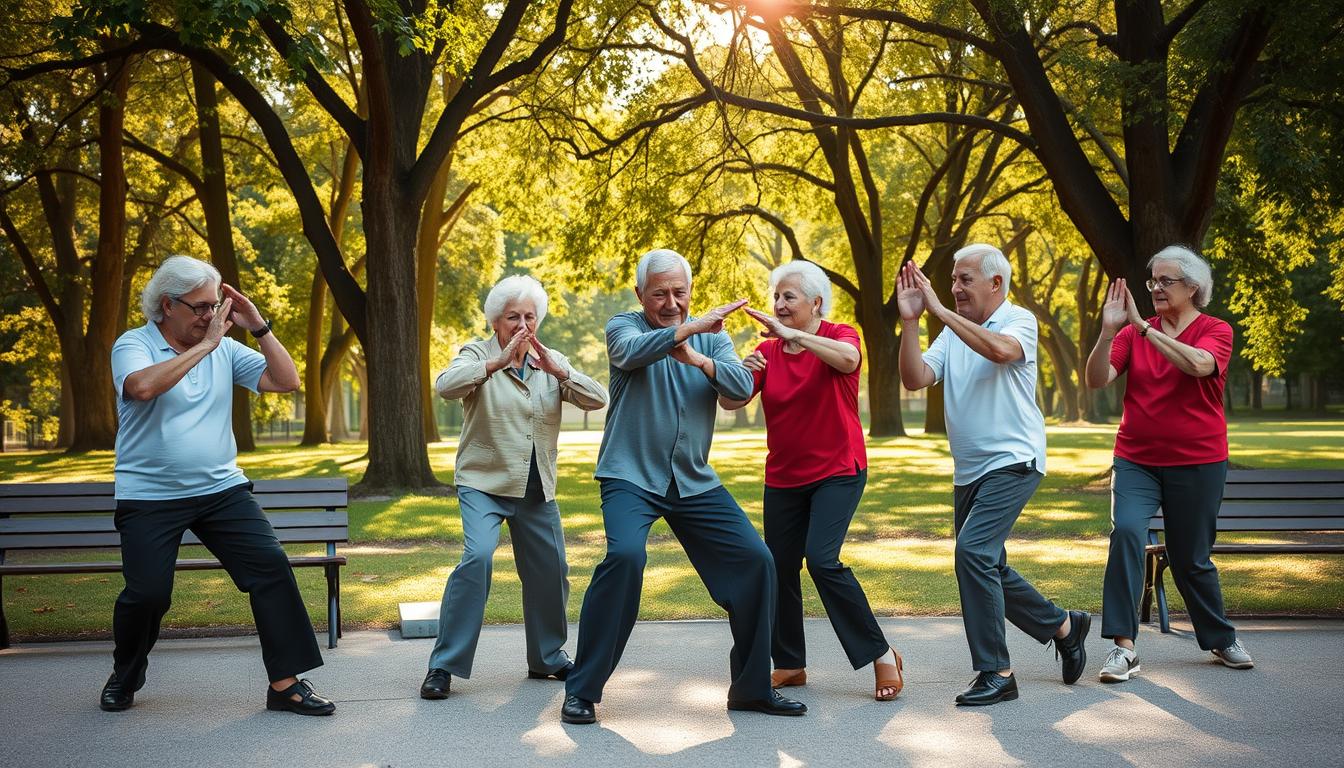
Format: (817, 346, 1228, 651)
(721, 261, 904, 701)
(1085, 245, 1253, 683)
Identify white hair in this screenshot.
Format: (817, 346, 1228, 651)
(1148, 245, 1214, 308)
(770, 261, 833, 317)
(483, 274, 549, 325)
(141, 255, 221, 323)
(635, 248, 693, 293)
(953, 243, 1012, 294)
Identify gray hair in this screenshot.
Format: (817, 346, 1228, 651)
(483, 274, 549, 325)
(770, 261, 833, 317)
(1148, 245, 1213, 308)
(954, 243, 1012, 294)
(141, 255, 221, 323)
(635, 248, 693, 293)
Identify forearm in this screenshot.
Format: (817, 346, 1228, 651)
(898, 319, 934, 390)
(1143, 324, 1216, 377)
(436, 356, 487, 400)
(717, 395, 752, 410)
(793, 332, 861, 373)
(1085, 332, 1117, 388)
(257, 333, 300, 391)
(559, 363, 609, 410)
(608, 324, 679, 370)
(122, 344, 213, 400)
(932, 305, 1021, 363)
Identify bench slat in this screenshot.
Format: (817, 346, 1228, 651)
(0, 491, 348, 514)
(0, 478, 346, 497)
(1225, 470, 1344, 484)
(1147, 543, 1344, 555)
(0, 525, 350, 550)
(0, 555, 348, 576)
(1150, 517, 1344, 532)
(1221, 484, 1344, 500)
(0, 511, 348, 535)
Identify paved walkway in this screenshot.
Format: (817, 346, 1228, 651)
(2, 617, 1339, 767)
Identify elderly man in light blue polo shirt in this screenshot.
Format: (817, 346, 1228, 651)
(897, 244, 1091, 707)
(100, 255, 333, 717)
(560, 249, 806, 725)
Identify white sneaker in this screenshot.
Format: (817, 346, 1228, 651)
(1212, 639, 1254, 669)
(1098, 646, 1140, 683)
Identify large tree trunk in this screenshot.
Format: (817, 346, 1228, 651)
(865, 328, 905, 437)
(191, 63, 256, 451)
(358, 177, 439, 488)
(69, 57, 130, 452)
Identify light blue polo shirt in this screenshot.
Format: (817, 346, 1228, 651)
(922, 300, 1047, 486)
(111, 322, 268, 500)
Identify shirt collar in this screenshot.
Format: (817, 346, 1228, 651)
(147, 322, 174, 351)
(983, 299, 1015, 328)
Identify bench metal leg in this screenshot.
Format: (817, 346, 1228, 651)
(0, 574, 8, 649)
(1141, 553, 1156, 623)
(325, 565, 339, 649)
(1154, 555, 1172, 633)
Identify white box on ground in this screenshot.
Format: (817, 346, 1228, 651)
(398, 601, 440, 639)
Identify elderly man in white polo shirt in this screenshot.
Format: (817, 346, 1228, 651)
(897, 245, 1090, 706)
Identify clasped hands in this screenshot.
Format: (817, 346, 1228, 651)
(489, 328, 568, 379)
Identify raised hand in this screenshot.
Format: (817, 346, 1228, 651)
(529, 335, 567, 379)
(668, 341, 704, 368)
(204, 297, 235, 347)
(743, 307, 800, 342)
(896, 261, 928, 321)
(494, 328, 532, 371)
(1100, 279, 1128, 334)
(741, 350, 766, 372)
(221, 283, 266, 333)
(691, 298, 748, 335)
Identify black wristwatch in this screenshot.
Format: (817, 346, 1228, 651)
(251, 318, 273, 339)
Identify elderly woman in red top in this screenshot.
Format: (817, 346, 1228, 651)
(721, 260, 904, 701)
(1085, 245, 1253, 683)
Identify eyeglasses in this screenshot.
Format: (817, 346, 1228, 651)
(1145, 277, 1186, 291)
(171, 296, 223, 317)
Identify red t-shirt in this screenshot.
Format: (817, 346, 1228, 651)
(752, 321, 868, 487)
(1110, 313, 1233, 466)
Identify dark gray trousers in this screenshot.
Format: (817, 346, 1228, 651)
(953, 463, 1066, 672)
(1102, 457, 1236, 650)
(764, 469, 888, 670)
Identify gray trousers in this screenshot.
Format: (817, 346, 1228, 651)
(427, 475, 571, 678)
(1102, 457, 1235, 650)
(953, 462, 1066, 672)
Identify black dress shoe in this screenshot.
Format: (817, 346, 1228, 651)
(100, 674, 134, 712)
(266, 679, 336, 716)
(727, 689, 808, 716)
(561, 695, 596, 724)
(528, 659, 574, 681)
(420, 668, 451, 699)
(955, 672, 1019, 706)
(1054, 609, 1091, 685)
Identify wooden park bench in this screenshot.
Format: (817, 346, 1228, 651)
(0, 478, 349, 650)
(1143, 469, 1344, 632)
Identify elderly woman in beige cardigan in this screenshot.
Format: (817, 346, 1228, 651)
(419, 275, 607, 700)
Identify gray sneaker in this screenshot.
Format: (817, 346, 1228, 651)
(1212, 639, 1254, 669)
(1098, 645, 1140, 683)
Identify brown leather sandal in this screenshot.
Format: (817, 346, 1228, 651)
(874, 651, 904, 701)
(771, 668, 807, 688)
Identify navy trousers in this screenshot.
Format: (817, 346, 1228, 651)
(566, 479, 776, 703)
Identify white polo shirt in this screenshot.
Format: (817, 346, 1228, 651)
(922, 300, 1047, 486)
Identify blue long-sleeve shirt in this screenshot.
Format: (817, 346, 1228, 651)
(595, 311, 754, 496)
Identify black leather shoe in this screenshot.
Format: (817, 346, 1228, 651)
(955, 672, 1019, 706)
(420, 668, 451, 699)
(266, 679, 336, 716)
(100, 674, 134, 712)
(1054, 609, 1091, 685)
(727, 689, 807, 716)
(561, 695, 596, 724)
(528, 659, 574, 681)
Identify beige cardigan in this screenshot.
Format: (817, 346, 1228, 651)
(436, 336, 607, 500)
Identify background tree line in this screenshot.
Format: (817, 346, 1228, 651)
(1, 0, 1341, 491)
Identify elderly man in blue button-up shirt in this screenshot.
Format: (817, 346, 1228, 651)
(560, 249, 806, 725)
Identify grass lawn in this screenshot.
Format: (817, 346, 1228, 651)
(2, 417, 1342, 641)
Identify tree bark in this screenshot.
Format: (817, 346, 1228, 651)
(191, 62, 256, 451)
